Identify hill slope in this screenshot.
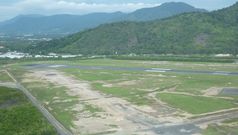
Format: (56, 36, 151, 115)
(28, 2, 238, 55)
(0, 2, 206, 36)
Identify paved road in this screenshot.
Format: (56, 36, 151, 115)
(24, 64, 238, 76)
(5, 70, 72, 135)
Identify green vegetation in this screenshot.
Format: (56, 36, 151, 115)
(67, 70, 124, 81)
(28, 3, 238, 55)
(7, 67, 77, 130)
(22, 82, 78, 130)
(93, 83, 152, 105)
(0, 86, 57, 135)
(163, 73, 238, 94)
(63, 64, 238, 95)
(203, 119, 238, 135)
(6, 57, 238, 72)
(60, 58, 238, 106)
(4, 59, 238, 135)
(50, 99, 78, 128)
(7, 59, 238, 111)
(223, 118, 238, 124)
(10, 68, 103, 130)
(82, 104, 104, 117)
(157, 93, 236, 114)
(203, 125, 238, 135)
(110, 55, 236, 63)
(56, 58, 237, 71)
(62, 68, 153, 105)
(64, 68, 167, 103)
(0, 71, 13, 82)
(2, 38, 39, 53)
(7, 66, 123, 132)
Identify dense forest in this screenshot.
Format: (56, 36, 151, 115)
(27, 2, 238, 56)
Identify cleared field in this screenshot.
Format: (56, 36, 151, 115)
(0, 86, 56, 135)
(62, 67, 238, 98)
(19, 70, 164, 134)
(6, 59, 238, 135)
(62, 68, 172, 105)
(93, 83, 153, 105)
(157, 93, 236, 114)
(10, 69, 107, 134)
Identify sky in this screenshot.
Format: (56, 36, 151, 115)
(0, 0, 237, 21)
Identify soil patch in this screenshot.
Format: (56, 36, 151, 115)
(203, 87, 223, 96)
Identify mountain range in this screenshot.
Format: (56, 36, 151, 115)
(28, 2, 238, 55)
(0, 2, 206, 36)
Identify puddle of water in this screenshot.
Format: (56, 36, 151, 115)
(220, 88, 238, 95)
(46, 74, 56, 76)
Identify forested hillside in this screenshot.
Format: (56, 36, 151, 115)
(28, 2, 238, 55)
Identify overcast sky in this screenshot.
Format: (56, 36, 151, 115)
(0, 0, 237, 21)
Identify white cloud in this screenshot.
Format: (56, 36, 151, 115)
(0, 0, 160, 21)
(45, 1, 160, 13)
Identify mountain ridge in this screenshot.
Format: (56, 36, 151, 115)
(122, 2, 207, 21)
(0, 2, 206, 36)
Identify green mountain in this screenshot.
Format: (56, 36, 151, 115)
(0, 2, 205, 36)
(28, 2, 238, 55)
(121, 2, 206, 21)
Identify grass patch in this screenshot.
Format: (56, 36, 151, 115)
(202, 123, 238, 135)
(0, 71, 13, 82)
(110, 55, 236, 63)
(93, 83, 152, 105)
(223, 118, 238, 124)
(17, 58, 238, 72)
(0, 86, 57, 135)
(157, 93, 236, 114)
(0, 87, 24, 105)
(22, 81, 78, 130)
(62, 68, 124, 81)
(167, 73, 238, 94)
(84, 104, 103, 113)
(63, 68, 154, 105)
(49, 100, 78, 128)
(62, 66, 238, 105)
(58, 59, 238, 95)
